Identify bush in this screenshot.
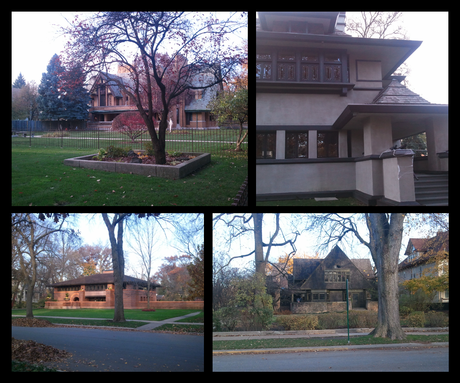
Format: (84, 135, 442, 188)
(318, 312, 345, 329)
(399, 305, 413, 317)
(349, 311, 378, 328)
(106, 145, 128, 158)
(276, 315, 319, 330)
(213, 307, 239, 332)
(425, 311, 448, 327)
(406, 311, 425, 327)
(144, 141, 155, 156)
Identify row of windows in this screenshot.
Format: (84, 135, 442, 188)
(256, 131, 338, 159)
(57, 284, 107, 292)
(256, 49, 347, 83)
(325, 270, 350, 283)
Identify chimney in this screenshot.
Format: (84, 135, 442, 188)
(335, 12, 346, 33)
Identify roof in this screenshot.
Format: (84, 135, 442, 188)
(399, 231, 449, 271)
(48, 271, 161, 288)
(373, 79, 430, 104)
(184, 86, 219, 112)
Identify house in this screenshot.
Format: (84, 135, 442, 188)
(256, 12, 448, 206)
(45, 270, 161, 309)
(285, 246, 376, 313)
(398, 231, 449, 303)
(88, 64, 219, 130)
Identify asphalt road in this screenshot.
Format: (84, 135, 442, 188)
(12, 326, 203, 371)
(213, 346, 449, 372)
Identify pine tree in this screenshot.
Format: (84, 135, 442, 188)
(59, 64, 91, 120)
(37, 54, 66, 120)
(12, 73, 26, 89)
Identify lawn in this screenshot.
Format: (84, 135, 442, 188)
(12, 146, 247, 206)
(213, 334, 449, 350)
(12, 308, 201, 321)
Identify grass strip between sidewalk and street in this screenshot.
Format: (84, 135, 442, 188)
(213, 334, 449, 350)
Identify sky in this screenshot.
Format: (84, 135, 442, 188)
(11, 11, 247, 87)
(61, 213, 203, 279)
(213, 213, 448, 273)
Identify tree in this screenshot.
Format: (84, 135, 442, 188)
(37, 54, 66, 121)
(208, 87, 248, 151)
(61, 11, 246, 164)
(186, 245, 204, 300)
(112, 111, 149, 143)
(13, 73, 26, 89)
(58, 63, 91, 121)
(155, 255, 192, 300)
(12, 213, 66, 318)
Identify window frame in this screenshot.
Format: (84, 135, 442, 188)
(256, 132, 277, 159)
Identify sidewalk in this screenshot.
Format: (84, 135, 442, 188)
(12, 312, 203, 331)
(213, 327, 448, 355)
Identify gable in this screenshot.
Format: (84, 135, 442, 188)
(299, 245, 373, 290)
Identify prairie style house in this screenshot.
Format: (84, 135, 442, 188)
(398, 231, 449, 303)
(256, 12, 448, 206)
(88, 64, 219, 129)
(45, 270, 160, 309)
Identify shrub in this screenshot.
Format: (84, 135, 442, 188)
(399, 305, 413, 317)
(106, 145, 128, 158)
(349, 311, 378, 328)
(93, 148, 107, 161)
(144, 141, 155, 156)
(406, 311, 425, 327)
(276, 315, 319, 330)
(318, 312, 345, 329)
(425, 311, 448, 327)
(213, 307, 239, 332)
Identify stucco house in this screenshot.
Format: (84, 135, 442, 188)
(88, 64, 219, 130)
(272, 245, 377, 314)
(256, 12, 448, 206)
(398, 231, 449, 303)
(45, 270, 160, 309)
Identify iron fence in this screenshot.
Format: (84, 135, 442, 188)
(12, 120, 248, 156)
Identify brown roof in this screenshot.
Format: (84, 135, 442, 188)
(373, 79, 430, 104)
(48, 271, 160, 288)
(399, 231, 449, 271)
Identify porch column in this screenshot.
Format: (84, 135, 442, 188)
(363, 116, 393, 155)
(276, 130, 285, 159)
(381, 150, 416, 204)
(425, 115, 448, 171)
(308, 130, 317, 158)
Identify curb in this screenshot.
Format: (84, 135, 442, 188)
(213, 342, 449, 355)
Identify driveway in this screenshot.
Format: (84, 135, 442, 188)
(213, 346, 448, 371)
(12, 326, 203, 371)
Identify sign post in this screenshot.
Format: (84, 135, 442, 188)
(346, 278, 350, 344)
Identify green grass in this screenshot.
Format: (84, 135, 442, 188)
(12, 308, 200, 321)
(12, 146, 247, 206)
(213, 334, 449, 350)
(257, 197, 366, 206)
(20, 317, 150, 328)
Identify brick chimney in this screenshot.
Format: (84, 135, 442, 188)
(335, 12, 346, 33)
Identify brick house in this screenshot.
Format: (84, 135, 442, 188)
(88, 64, 219, 130)
(256, 12, 448, 205)
(45, 270, 160, 309)
(398, 231, 449, 303)
(286, 245, 377, 313)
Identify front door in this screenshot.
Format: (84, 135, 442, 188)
(352, 292, 365, 308)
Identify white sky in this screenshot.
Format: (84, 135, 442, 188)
(11, 11, 247, 86)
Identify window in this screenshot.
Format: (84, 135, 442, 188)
(312, 291, 327, 301)
(57, 286, 80, 292)
(325, 270, 350, 283)
(257, 49, 346, 83)
(86, 284, 107, 291)
(286, 132, 308, 158)
(256, 132, 276, 159)
(317, 132, 338, 158)
(256, 52, 272, 80)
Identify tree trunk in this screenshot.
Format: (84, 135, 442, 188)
(102, 214, 126, 323)
(253, 214, 266, 279)
(366, 213, 406, 340)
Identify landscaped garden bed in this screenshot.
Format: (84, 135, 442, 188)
(64, 150, 211, 180)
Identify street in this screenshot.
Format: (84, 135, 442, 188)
(213, 346, 448, 371)
(12, 326, 203, 371)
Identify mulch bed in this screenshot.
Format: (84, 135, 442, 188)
(100, 153, 194, 165)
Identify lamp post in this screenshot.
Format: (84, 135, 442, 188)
(346, 278, 350, 344)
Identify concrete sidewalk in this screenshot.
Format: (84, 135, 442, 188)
(12, 312, 203, 331)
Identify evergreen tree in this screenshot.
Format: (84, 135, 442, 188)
(12, 73, 26, 89)
(59, 64, 91, 120)
(37, 54, 65, 120)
